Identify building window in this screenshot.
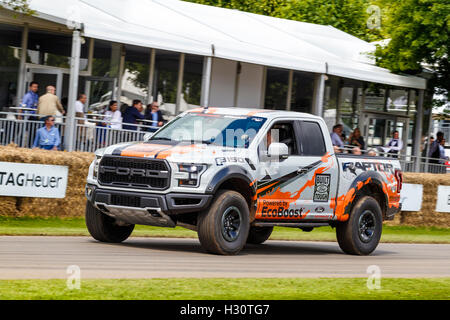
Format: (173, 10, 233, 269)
(388, 89, 408, 114)
(363, 84, 386, 112)
(27, 30, 88, 71)
(121, 44, 150, 107)
(0, 24, 21, 111)
(92, 41, 120, 78)
(290, 71, 314, 113)
(264, 68, 288, 110)
(182, 54, 203, 109)
(323, 75, 340, 132)
(154, 50, 180, 118)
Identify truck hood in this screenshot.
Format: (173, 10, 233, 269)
(101, 141, 250, 164)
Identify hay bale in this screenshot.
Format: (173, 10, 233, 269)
(401, 172, 450, 228)
(0, 145, 94, 217)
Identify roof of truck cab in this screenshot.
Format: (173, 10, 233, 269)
(185, 107, 322, 120)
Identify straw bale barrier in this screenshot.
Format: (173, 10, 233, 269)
(0, 145, 94, 217)
(0, 145, 449, 227)
(393, 172, 450, 228)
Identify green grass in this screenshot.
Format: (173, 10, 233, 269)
(1, 278, 449, 300)
(0, 216, 449, 243)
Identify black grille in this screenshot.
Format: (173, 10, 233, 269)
(111, 194, 141, 207)
(98, 156, 170, 190)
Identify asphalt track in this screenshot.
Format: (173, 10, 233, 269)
(1, 236, 449, 279)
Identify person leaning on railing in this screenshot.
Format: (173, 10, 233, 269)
(428, 131, 446, 173)
(104, 100, 122, 130)
(32, 116, 61, 151)
(144, 101, 165, 132)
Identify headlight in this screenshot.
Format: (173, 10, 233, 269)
(93, 155, 102, 179)
(176, 164, 207, 187)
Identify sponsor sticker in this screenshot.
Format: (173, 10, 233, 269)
(313, 174, 330, 202)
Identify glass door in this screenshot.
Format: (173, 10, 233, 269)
(26, 65, 66, 98)
(83, 76, 117, 113)
(362, 112, 409, 154)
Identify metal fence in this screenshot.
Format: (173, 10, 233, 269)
(0, 112, 158, 152)
(0, 111, 448, 173)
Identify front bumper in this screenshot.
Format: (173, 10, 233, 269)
(85, 184, 212, 226)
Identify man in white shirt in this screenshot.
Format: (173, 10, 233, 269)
(385, 130, 403, 158)
(75, 93, 87, 124)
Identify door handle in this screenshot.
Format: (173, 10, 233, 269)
(297, 168, 308, 175)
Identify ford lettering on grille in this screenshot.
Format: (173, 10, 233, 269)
(98, 156, 170, 190)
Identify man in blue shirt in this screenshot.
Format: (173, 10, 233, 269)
(21, 82, 39, 115)
(32, 116, 61, 151)
(144, 101, 165, 132)
(122, 99, 145, 131)
(330, 124, 344, 152)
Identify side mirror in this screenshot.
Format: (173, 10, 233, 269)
(268, 143, 289, 160)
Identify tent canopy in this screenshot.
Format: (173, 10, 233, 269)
(27, 0, 426, 89)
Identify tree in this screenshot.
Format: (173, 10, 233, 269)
(374, 0, 450, 97)
(0, 0, 34, 16)
(185, 0, 383, 42)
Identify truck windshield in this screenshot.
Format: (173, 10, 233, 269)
(150, 113, 266, 148)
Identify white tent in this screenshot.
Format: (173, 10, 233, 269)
(27, 0, 426, 89)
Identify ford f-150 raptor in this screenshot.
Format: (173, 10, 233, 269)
(85, 107, 403, 255)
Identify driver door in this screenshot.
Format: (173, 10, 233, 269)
(255, 119, 335, 221)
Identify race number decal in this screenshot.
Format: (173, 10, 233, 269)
(313, 174, 330, 202)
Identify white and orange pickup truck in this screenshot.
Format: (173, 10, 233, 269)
(85, 107, 403, 255)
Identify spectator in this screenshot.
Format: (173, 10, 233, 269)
(422, 136, 434, 158)
(75, 93, 87, 124)
(439, 139, 448, 163)
(20, 81, 39, 115)
(348, 128, 365, 151)
(429, 131, 444, 162)
(32, 116, 61, 151)
(367, 149, 378, 157)
(37, 86, 65, 118)
(104, 100, 122, 130)
(144, 101, 165, 132)
(330, 124, 344, 149)
(120, 103, 129, 115)
(122, 99, 145, 131)
(19, 81, 39, 146)
(385, 130, 403, 158)
(352, 147, 362, 155)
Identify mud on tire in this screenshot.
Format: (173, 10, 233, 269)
(336, 196, 383, 255)
(85, 201, 134, 243)
(197, 190, 250, 255)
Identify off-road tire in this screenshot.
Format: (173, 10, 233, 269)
(197, 190, 250, 255)
(85, 201, 134, 243)
(336, 196, 382, 255)
(247, 226, 274, 244)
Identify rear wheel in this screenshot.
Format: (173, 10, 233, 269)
(85, 201, 134, 243)
(197, 190, 250, 255)
(247, 226, 273, 244)
(336, 196, 382, 255)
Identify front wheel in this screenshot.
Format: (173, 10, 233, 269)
(336, 196, 382, 255)
(197, 190, 250, 255)
(85, 201, 134, 243)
